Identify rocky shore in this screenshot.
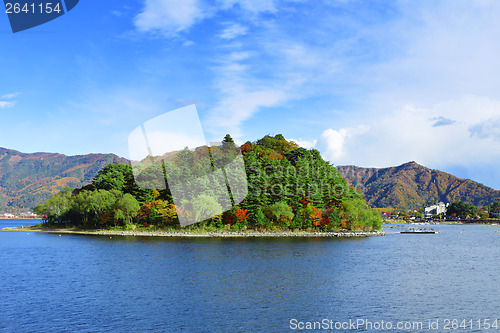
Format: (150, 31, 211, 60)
(2, 226, 385, 238)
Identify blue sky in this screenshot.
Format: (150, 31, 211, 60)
(1, 0, 500, 189)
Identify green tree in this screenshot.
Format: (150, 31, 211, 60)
(114, 193, 140, 225)
(192, 194, 223, 223)
(91, 189, 119, 217)
(33, 189, 72, 223)
(447, 201, 478, 219)
(487, 200, 500, 212)
(265, 201, 294, 227)
(327, 209, 342, 230)
(73, 190, 95, 224)
(92, 164, 128, 191)
(252, 207, 270, 229)
(341, 197, 382, 231)
(90, 163, 153, 203)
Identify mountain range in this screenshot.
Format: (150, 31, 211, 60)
(0, 148, 128, 213)
(1, 147, 499, 212)
(337, 161, 500, 210)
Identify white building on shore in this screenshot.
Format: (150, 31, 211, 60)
(424, 202, 447, 218)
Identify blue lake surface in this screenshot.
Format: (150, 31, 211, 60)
(1, 220, 499, 332)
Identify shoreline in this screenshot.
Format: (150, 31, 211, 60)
(2, 226, 385, 238)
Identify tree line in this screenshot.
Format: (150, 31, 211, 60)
(447, 200, 500, 220)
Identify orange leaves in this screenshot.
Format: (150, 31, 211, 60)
(235, 208, 249, 223)
(240, 143, 253, 154)
(137, 199, 177, 224)
(310, 206, 323, 227)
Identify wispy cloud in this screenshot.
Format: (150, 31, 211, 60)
(0, 92, 20, 108)
(134, 0, 207, 36)
(1, 92, 20, 99)
(0, 101, 16, 108)
(219, 23, 248, 39)
(469, 117, 500, 141)
(206, 51, 288, 138)
(290, 138, 317, 149)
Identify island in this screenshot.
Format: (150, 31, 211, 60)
(23, 134, 384, 237)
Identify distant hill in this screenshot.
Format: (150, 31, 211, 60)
(337, 161, 500, 210)
(0, 148, 129, 213)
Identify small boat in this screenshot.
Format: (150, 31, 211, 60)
(400, 227, 439, 234)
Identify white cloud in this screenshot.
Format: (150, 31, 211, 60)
(226, 51, 252, 62)
(132, 0, 276, 38)
(314, 95, 500, 173)
(219, 23, 248, 39)
(289, 138, 317, 149)
(317, 129, 349, 160)
(316, 125, 369, 161)
(0, 92, 20, 99)
(470, 117, 500, 141)
(134, 0, 206, 35)
(202, 35, 289, 138)
(206, 88, 287, 138)
(0, 92, 19, 108)
(0, 101, 16, 108)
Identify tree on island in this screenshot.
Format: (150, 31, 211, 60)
(34, 134, 382, 232)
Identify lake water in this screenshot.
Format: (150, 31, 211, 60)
(1, 220, 499, 332)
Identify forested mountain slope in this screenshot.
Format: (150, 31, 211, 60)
(0, 147, 128, 212)
(337, 161, 500, 209)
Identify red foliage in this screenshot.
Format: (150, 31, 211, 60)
(322, 217, 330, 226)
(98, 211, 114, 225)
(235, 208, 249, 223)
(240, 143, 253, 154)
